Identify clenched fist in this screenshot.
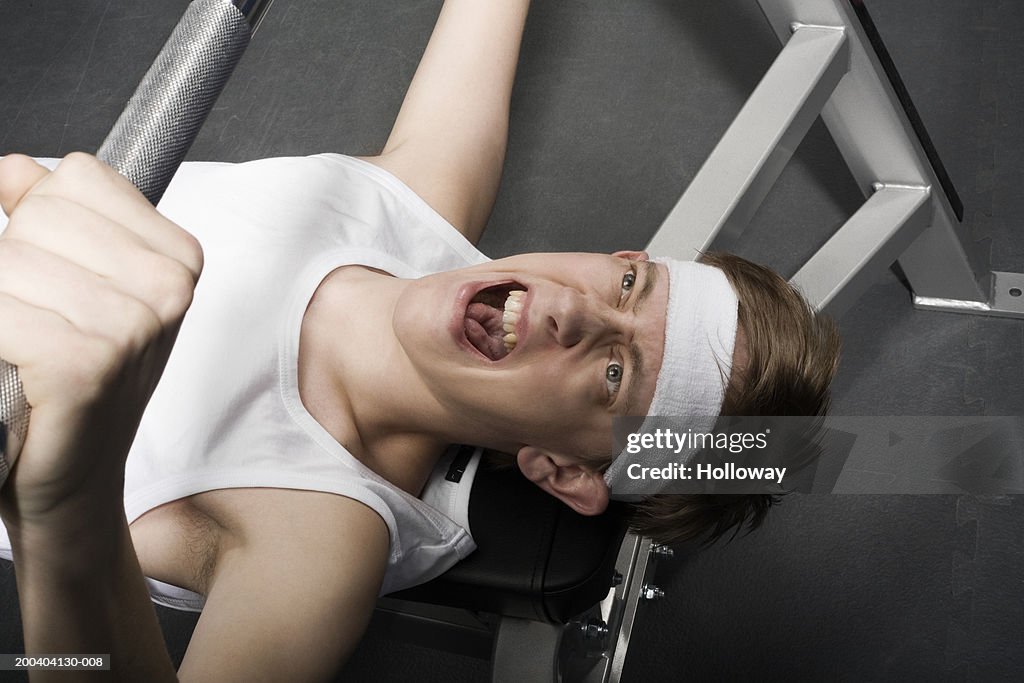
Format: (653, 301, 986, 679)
(0, 153, 202, 529)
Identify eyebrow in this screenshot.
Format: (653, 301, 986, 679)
(622, 261, 657, 415)
(632, 260, 657, 315)
(622, 341, 644, 416)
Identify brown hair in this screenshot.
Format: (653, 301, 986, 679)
(625, 251, 841, 545)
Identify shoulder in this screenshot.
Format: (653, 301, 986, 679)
(202, 487, 390, 559)
(178, 489, 389, 680)
(348, 154, 492, 267)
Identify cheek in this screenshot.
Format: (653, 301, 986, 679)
(534, 378, 602, 427)
(548, 421, 617, 460)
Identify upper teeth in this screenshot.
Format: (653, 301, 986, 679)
(503, 290, 525, 352)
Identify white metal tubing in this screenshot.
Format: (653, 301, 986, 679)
(756, 0, 992, 305)
(791, 185, 932, 317)
(645, 25, 849, 258)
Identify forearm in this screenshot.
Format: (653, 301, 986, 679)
(379, 0, 532, 239)
(385, 0, 530, 153)
(0, 154, 200, 682)
(9, 509, 176, 682)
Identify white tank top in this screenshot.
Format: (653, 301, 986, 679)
(0, 154, 488, 609)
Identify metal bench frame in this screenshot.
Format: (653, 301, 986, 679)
(651, 0, 1023, 319)
(374, 1, 1022, 680)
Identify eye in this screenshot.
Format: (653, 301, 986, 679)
(618, 269, 636, 303)
(605, 361, 624, 398)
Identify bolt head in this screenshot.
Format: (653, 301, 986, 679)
(641, 584, 665, 600)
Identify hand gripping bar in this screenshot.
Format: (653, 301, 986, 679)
(0, 0, 273, 487)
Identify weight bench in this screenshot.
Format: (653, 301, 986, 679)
(5, 1, 1015, 680)
(373, 453, 668, 683)
(374, 1, 1022, 681)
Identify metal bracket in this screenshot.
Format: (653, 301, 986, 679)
(915, 271, 1024, 319)
(649, 0, 1022, 320)
(596, 534, 654, 682)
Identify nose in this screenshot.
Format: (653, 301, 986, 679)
(547, 287, 618, 348)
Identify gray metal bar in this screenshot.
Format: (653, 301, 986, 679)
(603, 534, 653, 683)
(791, 185, 932, 317)
(370, 598, 494, 660)
(645, 25, 848, 258)
(97, 0, 262, 205)
(755, 0, 997, 309)
(491, 617, 564, 683)
(0, 0, 269, 489)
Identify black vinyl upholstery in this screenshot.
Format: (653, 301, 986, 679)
(392, 460, 629, 623)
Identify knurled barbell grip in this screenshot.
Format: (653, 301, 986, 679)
(0, 0, 270, 488)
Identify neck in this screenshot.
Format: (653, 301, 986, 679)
(298, 267, 455, 493)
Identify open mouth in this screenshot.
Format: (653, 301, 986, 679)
(464, 282, 527, 361)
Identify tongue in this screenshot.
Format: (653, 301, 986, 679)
(465, 302, 509, 361)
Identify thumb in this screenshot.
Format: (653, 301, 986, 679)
(0, 155, 51, 217)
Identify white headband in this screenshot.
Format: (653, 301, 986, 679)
(603, 258, 739, 500)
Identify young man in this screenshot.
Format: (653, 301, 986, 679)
(0, 0, 838, 679)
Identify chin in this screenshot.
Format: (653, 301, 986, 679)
(393, 278, 460, 368)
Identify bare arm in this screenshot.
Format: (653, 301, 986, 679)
(9, 516, 178, 682)
(10, 467, 389, 683)
(0, 156, 388, 682)
(178, 495, 389, 682)
(0, 153, 202, 681)
(365, 0, 532, 244)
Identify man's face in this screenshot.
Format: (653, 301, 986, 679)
(393, 251, 668, 460)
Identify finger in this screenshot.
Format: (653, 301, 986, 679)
(0, 238, 163, 348)
(3, 195, 200, 322)
(0, 290, 134, 480)
(0, 290, 81, 406)
(0, 155, 51, 217)
(20, 153, 203, 278)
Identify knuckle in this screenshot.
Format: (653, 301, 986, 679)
(4, 194, 48, 233)
(156, 219, 204, 281)
(148, 256, 198, 321)
(58, 152, 101, 175)
(0, 153, 37, 177)
(3, 194, 74, 247)
(90, 335, 121, 370)
(178, 230, 205, 279)
(53, 153, 117, 193)
(110, 291, 163, 349)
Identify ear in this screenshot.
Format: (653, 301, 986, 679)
(612, 250, 649, 262)
(516, 446, 609, 516)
